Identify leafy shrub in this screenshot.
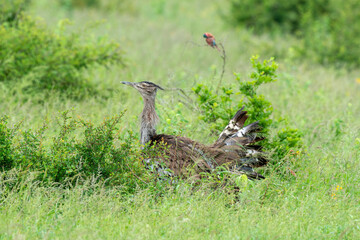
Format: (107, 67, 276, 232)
(0, 14, 124, 98)
(0, 0, 30, 25)
(0, 116, 16, 170)
(269, 127, 303, 160)
(299, 0, 360, 67)
(193, 56, 302, 161)
(236, 56, 278, 137)
(0, 111, 150, 191)
(228, 0, 324, 33)
(193, 56, 276, 135)
(228, 0, 360, 67)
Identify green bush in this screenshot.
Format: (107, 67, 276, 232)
(228, 0, 329, 34)
(0, 0, 30, 25)
(193, 56, 277, 135)
(228, 0, 324, 33)
(299, 0, 360, 67)
(0, 116, 16, 170)
(0, 14, 124, 98)
(0, 111, 150, 191)
(228, 0, 360, 67)
(193, 56, 302, 161)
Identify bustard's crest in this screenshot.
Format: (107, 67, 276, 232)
(122, 81, 163, 91)
(138, 81, 164, 90)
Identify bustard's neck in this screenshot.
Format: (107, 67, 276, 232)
(140, 96, 159, 146)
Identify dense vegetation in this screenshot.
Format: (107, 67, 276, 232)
(229, 0, 360, 67)
(0, 5, 123, 98)
(0, 0, 359, 238)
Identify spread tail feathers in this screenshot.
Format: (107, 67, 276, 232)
(214, 108, 261, 147)
(214, 107, 269, 177)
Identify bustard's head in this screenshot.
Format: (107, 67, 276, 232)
(121, 81, 164, 99)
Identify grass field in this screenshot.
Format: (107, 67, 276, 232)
(1, 0, 360, 239)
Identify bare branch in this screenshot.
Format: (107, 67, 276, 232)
(215, 43, 226, 94)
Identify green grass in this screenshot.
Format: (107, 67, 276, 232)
(1, 0, 360, 239)
(0, 174, 359, 239)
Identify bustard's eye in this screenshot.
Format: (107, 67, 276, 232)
(138, 85, 156, 93)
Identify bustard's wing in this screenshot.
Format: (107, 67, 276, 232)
(149, 134, 214, 175)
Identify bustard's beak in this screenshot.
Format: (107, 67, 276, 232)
(121, 81, 135, 87)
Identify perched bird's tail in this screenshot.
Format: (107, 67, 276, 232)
(214, 44, 221, 53)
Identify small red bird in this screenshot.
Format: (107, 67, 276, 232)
(203, 32, 221, 52)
